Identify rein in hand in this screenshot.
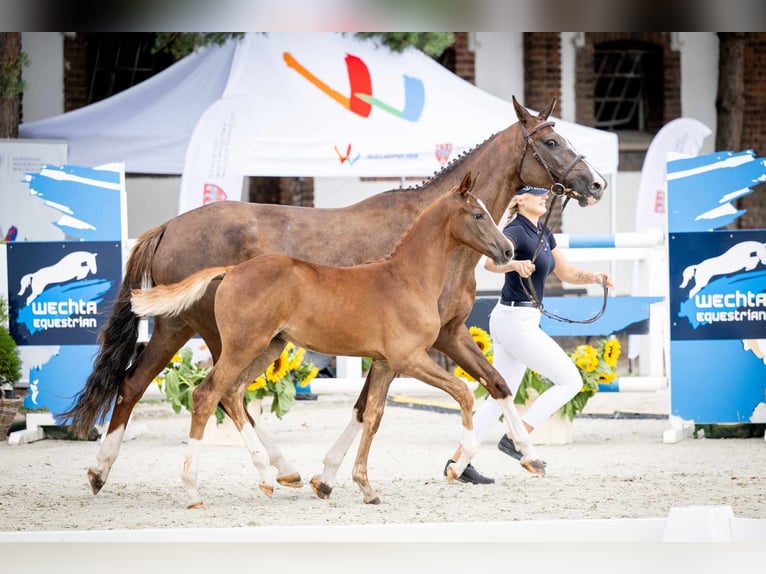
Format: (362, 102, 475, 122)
(521, 188, 609, 324)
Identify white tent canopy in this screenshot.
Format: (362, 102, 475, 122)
(19, 41, 237, 175)
(20, 33, 619, 214)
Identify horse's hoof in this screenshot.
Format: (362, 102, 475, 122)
(259, 482, 275, 498)
(187, 501, 204, 509)
(310, 477, 333, 499)
(87, 469, 105, 495)
(364, 496, 381, 505)
(521, 459, 546, 477)
(277, 473, 304, 488)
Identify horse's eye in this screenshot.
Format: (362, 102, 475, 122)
(546, 139, 558, 148)
(473, 213, 483, 220)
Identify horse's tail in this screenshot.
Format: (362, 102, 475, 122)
(131, 266, 232, 319)
(679, 265, 696, 289)
(18, 273, 31, 296)
(57, 224, 168, 437)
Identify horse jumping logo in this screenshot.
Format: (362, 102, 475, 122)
(18, 251, 98, 305)
(679, 241, 766, 298)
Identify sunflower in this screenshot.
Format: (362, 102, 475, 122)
(469, 326, 493, 355)
(248, 375, 268, 392)
(598, 371, 617, 384)
(603, 339, 621, 368)
(289, 346, 306, 371)
(573, 344, 599, 372)
(265, 350, 290, 382)
(300, 365, 320, 387)
(454, 365, 477, 382)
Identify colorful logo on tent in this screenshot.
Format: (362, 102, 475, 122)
(203, 183, 228, 204)
(283, 52, 424, 122)
(334, 144, 360, 166)
(435, 143, 453, 165)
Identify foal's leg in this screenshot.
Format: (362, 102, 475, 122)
(346, 351, 478, 503)
(218, 339, 304, 488)
(310, 360, 394, 500)
(348, 361, 397, 504)
(88, 316, 195, 494)
(182, 353, 276, 508)
(433, 320, 544, 475)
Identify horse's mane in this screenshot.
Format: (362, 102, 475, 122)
(361, 132, 502, 267)
(381, 131, 501, 195)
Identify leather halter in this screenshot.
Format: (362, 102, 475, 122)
(516, 120, 608, 324)
(517, 120, 586, 202)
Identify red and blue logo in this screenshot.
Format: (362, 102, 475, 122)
(284, 51, 425, 122)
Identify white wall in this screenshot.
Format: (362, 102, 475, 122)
(679, 32, 719, 153)
(473, 32, 524, 105)
(125, 176, 182, 238)
(21, 33, 64, 123)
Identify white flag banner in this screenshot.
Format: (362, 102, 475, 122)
(634, 118, 712, 231)
(629, 118, 711, 361)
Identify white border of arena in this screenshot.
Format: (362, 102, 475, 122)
(1, 505, 764, 542)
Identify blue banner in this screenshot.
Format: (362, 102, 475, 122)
(7, 241, 122, 346)
(669, 230, 766, 340)
(667, 151, 766, 424)
(4, 162, 126, 418)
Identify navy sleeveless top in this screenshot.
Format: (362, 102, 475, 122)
(499, 214, 557, 304)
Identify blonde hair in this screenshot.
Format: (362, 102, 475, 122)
(504, 194, 524, 225)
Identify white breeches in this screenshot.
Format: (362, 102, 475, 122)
(473, 303, 582, 441)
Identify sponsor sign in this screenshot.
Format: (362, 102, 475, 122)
(667, 151, 766, 423)
(7, 241, 122, 346)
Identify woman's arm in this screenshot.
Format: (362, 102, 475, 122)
(551, 247, 614, 288)
(484, 257, 536, 278)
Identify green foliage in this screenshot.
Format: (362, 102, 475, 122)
(0, 295, 22, 385)
(353, 33, 455, 57)
(152, 33, 246, 59)
(156, 343, 318, 424)
(152, 32, 455, 61)
(0, 50, 29, 99)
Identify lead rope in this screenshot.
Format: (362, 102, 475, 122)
(520, 189, 609, 324)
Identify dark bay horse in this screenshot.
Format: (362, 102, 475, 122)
(131, 174, 515, 507)
(61, 96, 606, 497)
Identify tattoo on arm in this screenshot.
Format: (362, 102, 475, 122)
(574, 270, 592, 283)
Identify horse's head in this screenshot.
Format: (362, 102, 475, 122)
(512, 96, 606, 207)
(452, 172, 514, 265)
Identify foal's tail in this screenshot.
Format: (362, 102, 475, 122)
(57, 225, 167, 437)
(131, 266, 232, 319)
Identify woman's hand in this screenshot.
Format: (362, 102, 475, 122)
(515, 259, 536, 278)
(593, 271, 614, 289)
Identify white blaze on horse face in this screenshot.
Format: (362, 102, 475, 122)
(560, 134, 606, 197)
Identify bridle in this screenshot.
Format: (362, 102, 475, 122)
(517, 120, 585, 202)
(516, 119, 609, 324)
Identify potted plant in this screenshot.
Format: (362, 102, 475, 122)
(155, 341, 319, 425)
(0, 294, 23, 439)
(458, 326, 621, 424)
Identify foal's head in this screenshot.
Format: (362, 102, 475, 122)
(512, 95, 606, 207)
(450, 172, 514, 265)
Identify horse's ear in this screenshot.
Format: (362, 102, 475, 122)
(459, 172, 472, 196)
(538, 97, 556, 120)
(512, 95, 532, 127)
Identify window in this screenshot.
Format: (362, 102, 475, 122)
(85, 33, 174, 104)
(593, 41, 663, 133)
